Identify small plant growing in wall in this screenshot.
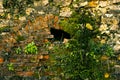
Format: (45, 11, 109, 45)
(24, 41, 38, 54)
(15, 47, 22, 54)
(7, 63, 14, 71)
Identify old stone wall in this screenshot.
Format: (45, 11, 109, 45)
(0, 0, 120, 79)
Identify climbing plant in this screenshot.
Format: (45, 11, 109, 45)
(48, 7, 115, 80)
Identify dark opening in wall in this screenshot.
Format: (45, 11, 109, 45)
(50, 27, 71, 41)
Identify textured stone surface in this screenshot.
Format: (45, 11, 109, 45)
(0, 0, 120, 79)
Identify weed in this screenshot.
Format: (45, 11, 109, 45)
(24, 41, 38, 54)
(15, 47, 22, 54)
(7, 63, 14, 71)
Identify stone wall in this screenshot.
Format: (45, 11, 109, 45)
(0, 0, 120, 79)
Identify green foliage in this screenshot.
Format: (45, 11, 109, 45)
(59, 8, 100, 37)
(15, 47, 22, 54)
(7, 63, 14, 71)
(24, 42, 38, 54)
(48, 8, 114, 80)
